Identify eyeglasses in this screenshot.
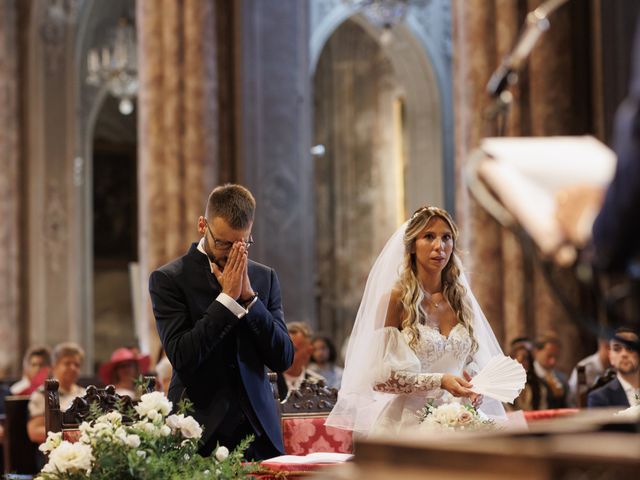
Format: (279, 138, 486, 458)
(204, 220, 254, 251)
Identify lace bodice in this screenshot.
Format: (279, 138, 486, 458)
(373, 323, 475, 395)
(410, 323, 473, 372)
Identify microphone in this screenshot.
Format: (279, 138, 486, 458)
(487, 0, 570, 97)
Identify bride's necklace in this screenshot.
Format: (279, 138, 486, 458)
(422, 288, 444, 309)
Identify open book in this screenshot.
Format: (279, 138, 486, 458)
(262, 452, 353, 464)
(476, 136, 616, 264)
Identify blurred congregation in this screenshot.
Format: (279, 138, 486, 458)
(1, 0, 640, 477)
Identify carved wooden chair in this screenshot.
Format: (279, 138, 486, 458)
(279, 379, 352, 455)
(576, 365, 588, 408)
(44, 377, 156, 441)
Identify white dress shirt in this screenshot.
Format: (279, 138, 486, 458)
(617, 374, 640, 406)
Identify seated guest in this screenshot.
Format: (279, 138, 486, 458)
(27, 342, 86, 444)
(99, 347, 150, 399)
(308, 336, 343, 389)
(567, 334, 610, 407)
(277, 322, 325, 400)
(588, 328, 639, 408)
(10, 345, 51, 395)
(507, 337, 541, 411)
(533, 333, 569, 409)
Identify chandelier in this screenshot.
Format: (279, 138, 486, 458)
(86, 18, 138, 115)
(345, 0, 428, 29)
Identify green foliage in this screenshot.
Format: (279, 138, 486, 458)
(35, 392, 258, 480)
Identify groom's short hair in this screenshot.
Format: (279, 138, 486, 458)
(205, 184, 255, 229)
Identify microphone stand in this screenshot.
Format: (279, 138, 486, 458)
(484, 0, 570, 135)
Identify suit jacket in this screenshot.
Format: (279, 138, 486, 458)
(592, 17, 640, 271)
(587, 377, 631, 408)
(536, 367, 569, 409)
(149, 243, 294, 454)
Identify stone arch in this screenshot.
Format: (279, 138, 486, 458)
(310, 3, 453, 212)
(23, 0, 135, 370)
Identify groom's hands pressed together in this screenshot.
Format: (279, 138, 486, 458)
(211, 242, 247, 300)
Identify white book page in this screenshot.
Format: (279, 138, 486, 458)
(478, 136, 616, 257)
(263, 452, 353, 464)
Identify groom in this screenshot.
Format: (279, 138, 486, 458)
(149, 184, 293, 460)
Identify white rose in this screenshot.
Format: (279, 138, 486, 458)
(179, 416, 203, 439)
(39, 431, 63, 453)
(146, 409, 160, 421)
(457, 410, 474, 425)
(126, 434, 141, 448)
(166, 414, 182, 431)
(160, 425, 172, 437)
(135, 391, 172, 418)
(46, 441, 94, 473)
(215, 446, 229, 462)
(79, 422, 92, 433)
(114, 427, 128, 442)
(143, 422, 157, 435)
(97, 411, 122, 425)
(166, 414, 203, 440)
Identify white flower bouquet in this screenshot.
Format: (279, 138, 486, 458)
(35, 391, 258, 480)
(417, 401, 499, 432)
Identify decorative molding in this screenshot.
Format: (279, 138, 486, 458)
(39, 0, 79, 74)
(44, 179, 68, 273)
(281, 380, 338, 415)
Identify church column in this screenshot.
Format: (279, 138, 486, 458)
(237, 0, 315, 327)
(0, 0, 21, 376)
(137, 0, 218, 358)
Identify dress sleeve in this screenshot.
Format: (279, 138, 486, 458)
(372, 327, 443, 394)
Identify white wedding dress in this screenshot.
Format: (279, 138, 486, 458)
(370, 322, 478, 435)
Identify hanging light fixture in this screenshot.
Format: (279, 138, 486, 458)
(86, 18, 138, 115)
(344, 0, 431, 29)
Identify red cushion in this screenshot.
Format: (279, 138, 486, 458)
(62, 429, 81, 442)
(523, 408, 579, 422)
(281, 416, 352, 455)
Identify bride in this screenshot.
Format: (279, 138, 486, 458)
(326, 206, 506, 435)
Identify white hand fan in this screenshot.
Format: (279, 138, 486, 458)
(470, 355, 526, 403)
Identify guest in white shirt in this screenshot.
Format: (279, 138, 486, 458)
(27, 342, 86, 444)
(567, 336, 610, 406)
(10, 345, 51, 395)
(533, 333, 569, 409)
(588, 328, 639, 408)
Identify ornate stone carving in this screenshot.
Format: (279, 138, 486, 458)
(63, 384, 137, 427)
(39, 0, 79, 74)
(45, 376, 157, 432)
(44, 179, 68, 273)
(281, 380, 338, 415)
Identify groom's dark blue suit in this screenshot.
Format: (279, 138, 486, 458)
(149, 243, 293, 459)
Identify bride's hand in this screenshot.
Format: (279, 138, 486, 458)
(441, 374, 473, 397)
(462, 371, 483, 406)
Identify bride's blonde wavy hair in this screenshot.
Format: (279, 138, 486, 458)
(398, 206, 477, 353)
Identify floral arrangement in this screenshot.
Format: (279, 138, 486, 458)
(35, 391, 258, 480)
(417, 401, 499, 432)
